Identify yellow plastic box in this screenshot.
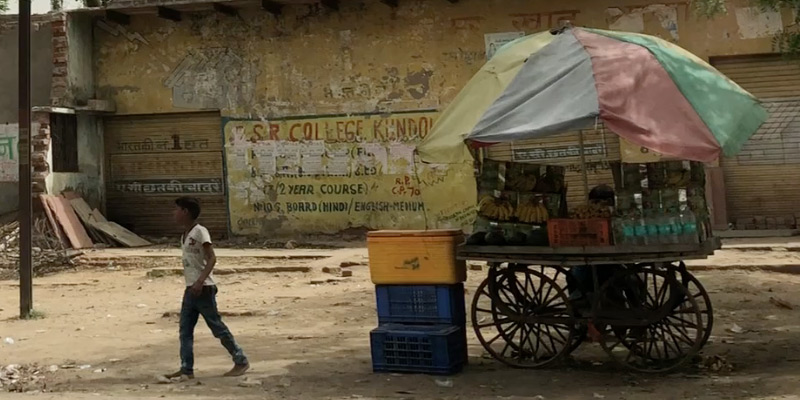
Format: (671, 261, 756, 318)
(367, 229, 467, 285)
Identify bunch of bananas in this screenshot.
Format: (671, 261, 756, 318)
(570, 203, 612, 219)
(666, 169, 691, 187)
(506, 173, 537, 192)
(515, 201, 549, 224)
(478, 195, 514, 221)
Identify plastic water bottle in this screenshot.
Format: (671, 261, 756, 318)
(656, 209, 670, 244)
(634, 212, 648, 246)
(680, 208, 700, 244)
(645, 210, 659, 246)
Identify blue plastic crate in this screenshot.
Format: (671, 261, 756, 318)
(375, 284, 466, 325)
(370, 324, 467, 375)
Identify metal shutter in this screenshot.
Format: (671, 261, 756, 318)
(713, 56, 800, 227)
(104, 112, 227, 237)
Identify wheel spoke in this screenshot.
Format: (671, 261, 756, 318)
(477, 317, 511, 329)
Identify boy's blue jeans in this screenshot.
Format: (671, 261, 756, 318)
(179, 286, 248, 375)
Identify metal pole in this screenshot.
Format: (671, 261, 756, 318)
(18, 0, 33, 318)
(578, 130, 589, 202)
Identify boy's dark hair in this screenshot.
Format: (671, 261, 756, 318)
(175, 197, 201, 220)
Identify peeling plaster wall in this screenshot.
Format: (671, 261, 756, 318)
(91, 0, 792, 234)
(0, 18, 53, 215)
(94, 0, 792, 118)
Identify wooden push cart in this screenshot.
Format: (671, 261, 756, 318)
(460, 238, 721, 373)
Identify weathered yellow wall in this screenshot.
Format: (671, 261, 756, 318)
(93, 0, 792, 234)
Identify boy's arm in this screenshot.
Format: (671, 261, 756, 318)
(189, 228, 216, 295)
(197, 243, 217, 282)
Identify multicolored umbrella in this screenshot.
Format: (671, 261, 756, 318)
(418, 26, 768, 164)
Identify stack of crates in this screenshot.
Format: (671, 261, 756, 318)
(366, 230, 468, 375)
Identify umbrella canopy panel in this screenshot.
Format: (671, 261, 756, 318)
(419, 27, 768, 165)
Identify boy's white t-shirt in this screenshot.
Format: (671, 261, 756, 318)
(181, 224, 216, 287)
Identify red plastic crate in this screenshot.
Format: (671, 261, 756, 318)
(547, 218, 611, 247)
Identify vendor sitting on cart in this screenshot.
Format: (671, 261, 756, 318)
(567, 185, 623, 305)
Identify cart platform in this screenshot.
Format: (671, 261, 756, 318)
(457, 237, 721, 266)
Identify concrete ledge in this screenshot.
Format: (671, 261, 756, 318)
(688, 264, 800, 274)
(147, 266, 311, 278)
(716, 229, 799, 239)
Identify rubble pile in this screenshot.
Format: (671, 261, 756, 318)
(0, 364, 48, 393)
(0, 216, 79, 279)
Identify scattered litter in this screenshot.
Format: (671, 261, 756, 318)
(35, 330, 46, 334)
(108, 359, 121, 363)
(78, 365, 92, 370)
(267, 310, 281, 317)
(237, 377, 262, 388)
(728, 323, 745, 334)
(0, 364, 51, 393)
(136, 304, 148, 309)
(3, 338, 14, 345)
(699, 354, 734, 373)
(285, 240, 297, 250)
(155, 375, 171, 384)
(770, 297, 793, 310)
(278, 377, 292, 388)
(764, 315, 779, 321)
(93, 368, 106, 374)
(533, 396, 545, 400)
(435, 379, 454, 388)
(47, 365, 59, 373)
(593, 393, 605, 399)
(468, 263, 483, 271)
(150, 329, 163, 334)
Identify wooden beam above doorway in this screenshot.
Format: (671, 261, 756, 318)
(105, 9, 130, 25)
(320, 0, 338, 11)
(212, 2, 238, 16)
(157, 6, 181, 22)
(261, 0, 283, 15)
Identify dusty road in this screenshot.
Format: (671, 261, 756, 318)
(2, 245, 800, 399)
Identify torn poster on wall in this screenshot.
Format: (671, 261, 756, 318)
(0, 124, 18, 182)
(485, 32, 525, 60)
(222, 111, 478, 235)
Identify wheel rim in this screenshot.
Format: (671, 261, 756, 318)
(472, 266, 577, 368)
(640, 262, 714, 349)
(597, 268, 704, 373)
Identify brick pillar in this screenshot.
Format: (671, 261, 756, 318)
(31, 111, 50, 197)
(51, 14, 68, 107)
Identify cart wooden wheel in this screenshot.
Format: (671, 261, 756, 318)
(640, 262, 714, 348)
(472, 266, 577, 368)
(596, 267, 704, 373)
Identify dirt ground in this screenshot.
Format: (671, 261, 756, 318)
(2, 245, 800, 400)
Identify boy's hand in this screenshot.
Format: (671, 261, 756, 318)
(189, 281, 204, 297)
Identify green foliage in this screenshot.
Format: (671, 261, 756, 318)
(693, 0, 728, 18)
(0, 0, 7, 13)
(694, 0, 800, 55)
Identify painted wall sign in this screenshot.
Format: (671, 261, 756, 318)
(113, 178, 224, 194)
(512, 142, 606, 161)
(0, 124, 19, 182)
(223, 112, 477, 235)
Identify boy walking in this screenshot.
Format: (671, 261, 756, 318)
(165, 197, 249, 380)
